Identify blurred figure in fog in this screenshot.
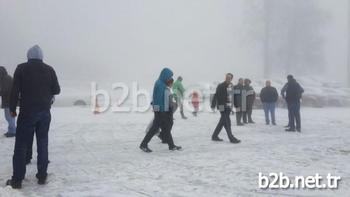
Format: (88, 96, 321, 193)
(173, 76, 187, 119)
(233, 78, 244, 126)
(243, 79, 255, 124)
(190, 91, 200, 117)
(260, 80, 278, 125)
(281, 75, 304, 132)
(0, 66, 16, 137)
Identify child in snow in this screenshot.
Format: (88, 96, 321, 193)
(190, 91, 200, 116)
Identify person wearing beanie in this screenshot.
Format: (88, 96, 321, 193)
(0, 66, 16, 137)
(6, 45, 60, 189)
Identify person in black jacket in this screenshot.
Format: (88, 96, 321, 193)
(242, 79, 255, 124)
(281, 82, 291, 128)
(211, 73, 240, 143)
(281, 75, 304, 132)
(0, 66, 16, 137)
(6, 45, 60, 189)
(260, 80, 278, 125)
(233, 78, 244, 126)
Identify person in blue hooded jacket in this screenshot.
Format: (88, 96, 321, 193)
(140, 68, 182, 153)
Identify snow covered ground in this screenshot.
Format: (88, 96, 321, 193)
(0, 107, 350, 197)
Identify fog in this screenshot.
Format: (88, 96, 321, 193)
(0, 0, 349, 87)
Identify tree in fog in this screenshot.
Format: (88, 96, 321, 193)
(245, 0, 328, 78)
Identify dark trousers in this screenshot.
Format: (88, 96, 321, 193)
(26, 131, 34, 163)
(141, 112, 175, 148)
(287, 101, 301, 130)
(236, 111, 243, 124)
(243, 104, 253, 123)
(12, 110, 51, 182)
(212, 107, 235, 141)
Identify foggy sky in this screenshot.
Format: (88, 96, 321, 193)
(0, 0, 348, 86)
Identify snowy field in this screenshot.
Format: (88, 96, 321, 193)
(0, 107, 350, 197)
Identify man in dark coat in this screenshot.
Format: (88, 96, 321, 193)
(0, 66, 16, 137)
(6, 45, 61, 189)
(140, 68, 182, 153)
(281, 82, 291, 128)
(211, 73, 240, 143)
(281, 75, 304, 132)
(260, 80, 278, 125)
(233, 78, 244, 126)
(242, 79, 255, 124)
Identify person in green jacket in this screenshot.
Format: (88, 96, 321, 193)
(172, 76, 187, 119)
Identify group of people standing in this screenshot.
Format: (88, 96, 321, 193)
(140, 70, 305, 152)
(1, 45, 304, 189)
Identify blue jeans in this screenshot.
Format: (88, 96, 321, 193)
(263, 102, 276, 124)
(12, 110, 51, 182)
(4, 108, 16, 134)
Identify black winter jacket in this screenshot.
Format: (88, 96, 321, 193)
(233, 84, 244, 108)
(260, 86, 278, 103)
(10, 59, 61, 113)
(285, 79, 304, 103)
(211, 82, 230, 110)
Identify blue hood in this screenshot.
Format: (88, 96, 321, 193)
(152, 68, 173, 112)
(158, 68, 173, 83)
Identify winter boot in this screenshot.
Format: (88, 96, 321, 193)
(230, 137, 241, 144)
(212, 137, 223, 142)
(6, 179, 22, 189)
(285, 128, 296, 132)
(139, 145, 152, 153)
(4, 132, 15, 138)
(169, 145, 182, 151)
(36, 174, 47, 185)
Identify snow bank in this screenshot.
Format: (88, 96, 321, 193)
(53, 77, 350, 108)
(0, 187, 25, 197)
